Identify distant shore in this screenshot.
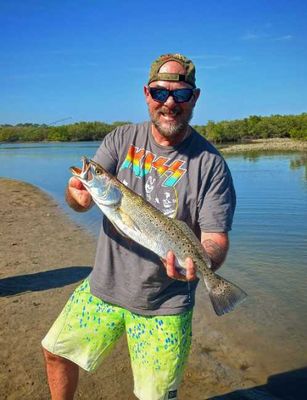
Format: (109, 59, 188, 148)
(220, 138, 307, 154)
(1, 137, 306, 155)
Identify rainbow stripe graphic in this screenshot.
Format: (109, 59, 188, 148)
(120, 145, 186, 187)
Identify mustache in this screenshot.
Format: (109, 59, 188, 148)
(159, 106, 181, 115)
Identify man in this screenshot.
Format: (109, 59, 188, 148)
(42, 53, 236, 400)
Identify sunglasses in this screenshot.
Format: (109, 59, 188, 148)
(149, 87, 195, 103)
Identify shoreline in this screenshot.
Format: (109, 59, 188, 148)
(1, 178, 304, 399)
(1, 137, 307, 154)
(219, 138, 307, 154)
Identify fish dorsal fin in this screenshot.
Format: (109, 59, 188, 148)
(171, 218, 200, 242)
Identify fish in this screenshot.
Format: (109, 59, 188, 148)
(70, 157, 247, 316)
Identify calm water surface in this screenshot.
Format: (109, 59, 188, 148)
(1, 142, 306, 375)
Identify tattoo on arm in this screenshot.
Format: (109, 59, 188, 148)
(202, 239, 228, 271)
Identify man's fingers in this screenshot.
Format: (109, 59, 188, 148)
(69, 186, 92, 208)
(185, 257, 196, 281)
(165, 251, 176, 278)
(164, 252, 196, 281)
(69, 177, 85, 190)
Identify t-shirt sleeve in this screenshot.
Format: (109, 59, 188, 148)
(93, 128, 119, 174)
(198, 157, 236, 232)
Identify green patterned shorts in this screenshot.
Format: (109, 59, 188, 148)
(42, 279, 193, 400)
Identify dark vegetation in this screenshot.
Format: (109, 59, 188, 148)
(1, 113, 306, 143)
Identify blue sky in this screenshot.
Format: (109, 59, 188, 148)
(1, 0, 306, 126)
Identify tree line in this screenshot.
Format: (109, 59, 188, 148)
(0, 113, 306, 143)
(0, 121, 130, 143)
(193, 113, 307, 143)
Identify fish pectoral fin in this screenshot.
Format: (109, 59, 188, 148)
(114, 209, 142, 237)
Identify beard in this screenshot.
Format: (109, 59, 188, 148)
(150, 106, 193, 139)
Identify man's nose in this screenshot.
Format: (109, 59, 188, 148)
(163, 93, 177, 107)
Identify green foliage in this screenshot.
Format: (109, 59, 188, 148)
(0, 121, 130, 143)
(288, 113, 307, 140)
(0, 114, 306, 143)
(197, 113, 307, 143)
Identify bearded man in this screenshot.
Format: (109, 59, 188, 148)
(42, 53, 236, 400)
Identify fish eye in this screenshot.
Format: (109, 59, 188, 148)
(95, 167, 102, 175)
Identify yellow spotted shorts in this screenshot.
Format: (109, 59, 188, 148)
(42, 279, 193, 400)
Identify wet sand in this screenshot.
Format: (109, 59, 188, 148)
(0, 178, 305, 399)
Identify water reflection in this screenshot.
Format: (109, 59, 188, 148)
(224, 150, 307, 180)
(290, 154, 307, 180)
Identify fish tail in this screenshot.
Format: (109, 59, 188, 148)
(206, 274, 247, 316)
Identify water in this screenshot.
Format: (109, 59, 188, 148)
(0, 142, 101, 232)
(193, 152, 307, 380)
(1, 142, 307, 379)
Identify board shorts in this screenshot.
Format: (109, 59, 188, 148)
(42, 279, 193, 400)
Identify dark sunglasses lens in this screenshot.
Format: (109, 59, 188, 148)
(150, 88, 169, 102)
(149, 88, 194, 103)
(173, 89, 193, 103)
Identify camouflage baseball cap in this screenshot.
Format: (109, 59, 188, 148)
(148, 53, 196, 88)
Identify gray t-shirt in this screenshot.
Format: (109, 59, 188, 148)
(89, 121, 236, 315)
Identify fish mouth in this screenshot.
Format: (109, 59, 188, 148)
(70, 157, 93, 182)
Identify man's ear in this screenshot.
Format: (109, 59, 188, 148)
(192, 88, 201, 105)
(144, 85, 150, 104)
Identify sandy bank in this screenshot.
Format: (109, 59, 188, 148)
(220, 138, 307, 154)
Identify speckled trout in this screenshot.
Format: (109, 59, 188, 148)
(70, 157, 247, 316)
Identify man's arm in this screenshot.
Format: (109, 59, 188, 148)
(201, 231, 229, 272)
(164, 231, 229, 280)
(65, 177, 93, 212)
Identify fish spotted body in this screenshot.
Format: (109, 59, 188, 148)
(71, 157, 247, 316)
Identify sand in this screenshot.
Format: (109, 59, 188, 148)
(220, 138, 307, 154)
(1, 178, 305, 399)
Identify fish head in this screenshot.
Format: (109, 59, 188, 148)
(70, 157, 122, 206)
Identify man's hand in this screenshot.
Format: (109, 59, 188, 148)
(162, 232, 229, 280)
(65, 177, 93, 212)
(163, 251, 197, 281)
